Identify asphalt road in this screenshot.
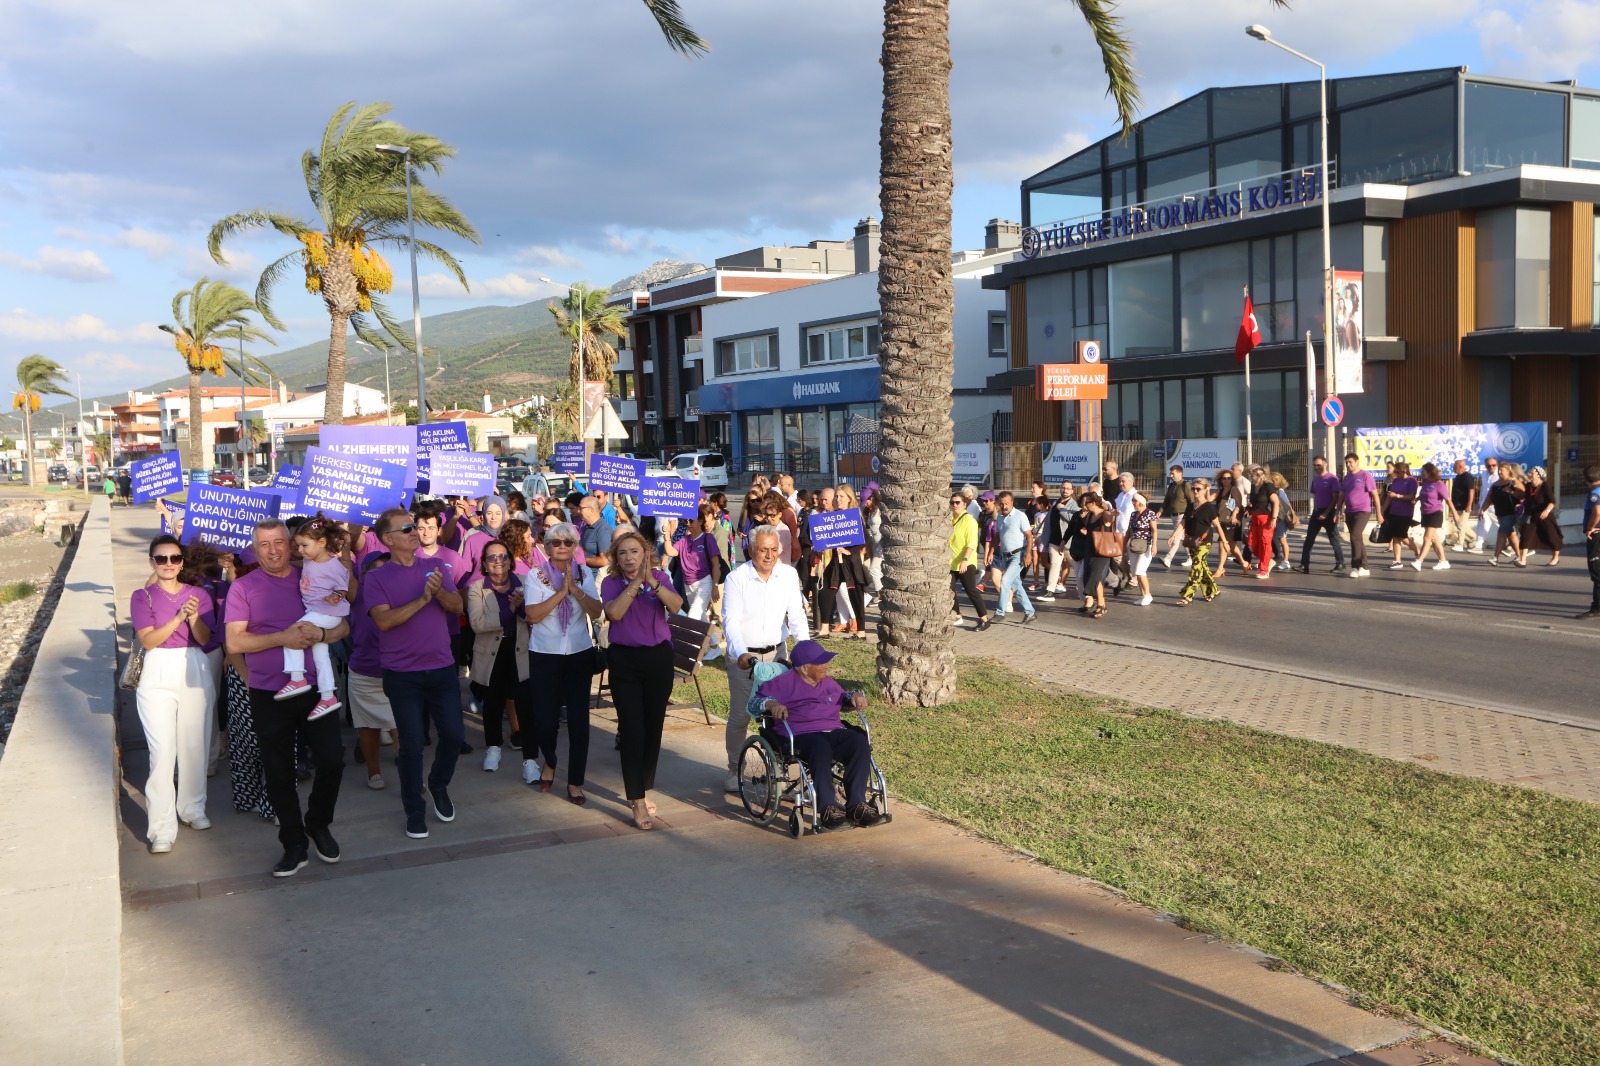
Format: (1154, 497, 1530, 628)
(997, 533, 1600, 728)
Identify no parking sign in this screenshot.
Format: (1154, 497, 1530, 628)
(1320, 396, 1345, 428)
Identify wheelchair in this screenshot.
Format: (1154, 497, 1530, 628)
(735, 662, 891, 838)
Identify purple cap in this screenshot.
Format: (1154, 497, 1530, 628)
(789, 639, 837, 667)
(864, 480, 879, 500)
(979, 490, 996, 501)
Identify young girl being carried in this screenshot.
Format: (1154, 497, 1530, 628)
(276, 514, 351, 720)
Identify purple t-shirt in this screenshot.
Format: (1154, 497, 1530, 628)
(1311, 473, 1341, 511)
(362, 556, 458, 673)
(1342, 470, 1378, 513)
(300, 556, 351, 618)
(674, 532, 721, 585)
(755, 668, 849, 737)
(1418, 478, 1448, 515)
(601, 569, 673, 648)
(131, 583, 214, 650)
(1386, 476, 1419, 516)
(418, 543, 465, 634)
(347, 561, 385, 678)
(226, 567, 317, 692)
(199, 577, 228, 654)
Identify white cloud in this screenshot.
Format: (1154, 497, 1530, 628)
(0, 245, 112, 281)
(511, 245, 586, 274)
(417, 270, 560, 300)
(1473, 1, 1600, 79)
(0, 308, 153, 343)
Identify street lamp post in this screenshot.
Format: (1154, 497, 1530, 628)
(238, 329, 251, 489)
(540, 277, 592, 454)
(1247, 24, 1337, 473)
(375, 143, 427, 425)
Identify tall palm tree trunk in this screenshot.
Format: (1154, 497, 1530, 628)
(874, 0, 957, 706)
(324, 312, 350, 425)
(187, 371, 204, 474)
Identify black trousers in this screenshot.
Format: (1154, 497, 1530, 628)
(527, 650, 593, 786)
(793, 727, 871, 812)
(250, 687, 343, 853)
(471, 635, 521, 748)
(951, 566, 985, 618)
(1345, 511, 1372, 569)
(607, 641, 674, 801)
(1588, 533, 1600, 610)
(1301, 508, 1346, 569)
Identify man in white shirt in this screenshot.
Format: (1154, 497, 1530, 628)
(721, 526, 810, 792)
(1111, 472, 1137, 591)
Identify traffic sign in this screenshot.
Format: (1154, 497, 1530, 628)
(1567, 446, 1580, 464)
(1320, 395, 1345, 428)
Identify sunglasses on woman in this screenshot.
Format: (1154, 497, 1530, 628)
(484, 553, 510, 564)
(547, 538, 577, 548)
(152, 553, 184, 565)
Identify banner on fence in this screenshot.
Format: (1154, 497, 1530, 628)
(808, 507, 866, 550)
(319, 424, 417, 485)
(953, 444, 991, 481)
(427, 451, 497, 498)
(639, 475, 700, 518)
(1352, 422, 1546, 478)
(130, 451, 184, 503)
(552, 442, 586, 474)
(587, 453, 645, 493)
(1164, 438, 1241, 476)
(299, 446, 412, 526)
(180, 483, 280, 551)
(1039, 441, 1102, 481)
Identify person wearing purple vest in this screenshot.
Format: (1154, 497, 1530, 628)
(1296, 455, 1346, 573)
(225, 519, 351, 878)
(1340, 453, 1382, 578)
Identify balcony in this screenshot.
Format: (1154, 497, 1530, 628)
(683, 335, 704, 362)
(614, 348, 635, 373)
(617, 399, 639, 422)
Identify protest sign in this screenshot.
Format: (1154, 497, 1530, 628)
(639, 475, 700, 518)
(427, 451, 497, 498)
(588, 453, 645, 493)
(552, 442, 586, 474)
(270, 464, 308, 518)
(129, 451, 184, 503)
(415, 420, 469, 487)
(160, 504, 184, 537)
(320, 424, 417, 485)
(1039, 442, 1102, 482)
(180, 484, 280, 551)
(298, 446, 412, 526)
(808, 507, 866, 550)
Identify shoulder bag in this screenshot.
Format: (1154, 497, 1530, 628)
(119, 590, 154, 691)
(1091, 528, 1125, 558)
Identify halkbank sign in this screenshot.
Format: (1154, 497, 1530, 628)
(1021, 167, 1323, 259)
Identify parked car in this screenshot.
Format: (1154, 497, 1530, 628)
(670, 450, 728, 489)
(210, 469, 238, 488)
(249, 465, 270, 482)
(185, 468, 212, 487)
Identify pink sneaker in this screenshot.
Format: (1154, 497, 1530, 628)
(307, 695, 342, 721)
(274, 678, 312, 701)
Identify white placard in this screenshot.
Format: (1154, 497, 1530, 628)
(1040, 441, 1102, 481)
(1165, 438, 1240, 476)
(953, 444, 991, 480)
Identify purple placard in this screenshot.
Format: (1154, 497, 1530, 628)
(129, 451, 183, 503)
(638, 475, 700, 518)
(160, 504, 185, 536)
(415, 420, 470, 483)
(427, 451, 497, 497)
(320, 424, 417, 485)
(552, 442, 586, 474)
(298, 446, 412, 526)
(587, 453, 645, 494)
(180, 483, 281, 552)
(807, 507, 865, 550)
(270, 464, 308, 518)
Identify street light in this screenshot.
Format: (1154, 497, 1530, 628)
(375, 143, 427, 425)
(1246, 23, 1337, 471)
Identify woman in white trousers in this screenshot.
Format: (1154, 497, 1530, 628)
(130, 536, 216, 854)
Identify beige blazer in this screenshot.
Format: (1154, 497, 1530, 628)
(466, 581, 531, 686)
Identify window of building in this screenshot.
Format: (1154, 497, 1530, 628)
(1144, 147, 1210, 203)
(1108, 165, 1136, 211)
(1338, 85, 1455, 185)
(783, 410, 826, 473)
(1290, 120, 1325, 176)
(1110, 256, 1174, 358)
(1180, 242, 1250, 352)
(1334, 70, 1455, 110)
(743, 412, 776, 468)
(988, 313, 1008, 358)
(717, 334, 775, 375)
(1476, 206, 1551, 329)
(1478, 358, 1513, 423)
(1214, 130, 1283, 189)
(1250, 234, 1299, 344)
(1572, 97, 1600, 170)
(1211, 85, 1282, 138)
(1024, 267, 1106, 362)
(1028, 172, 1100, 226)
(1140, 95, 1209, 156)
(1464, 83, 1566, 174)
(805, 321, 879, 366)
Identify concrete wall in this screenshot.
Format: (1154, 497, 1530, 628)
(0, 498, 122, 1066)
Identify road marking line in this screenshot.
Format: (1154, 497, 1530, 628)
(1371, 606, 1452, 619)
(1492, 621, 1600, 640)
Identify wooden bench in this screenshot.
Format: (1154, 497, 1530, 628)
(592, 614, 717, 727)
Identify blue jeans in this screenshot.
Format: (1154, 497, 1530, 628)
(996, 550, 1034, 619)
(383, 665, 465, 818)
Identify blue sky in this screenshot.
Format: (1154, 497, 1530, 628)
(1, 0, 1594, 400)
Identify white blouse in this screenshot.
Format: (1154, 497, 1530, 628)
(522, 565, 598, 656)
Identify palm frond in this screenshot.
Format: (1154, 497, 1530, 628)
(208, 211, 314, 264)
(251, 250, 306, 332)
(350, 313, 394, 355)
(640, 0, 709, 57)
(367, 297, 417, 355)
(1067, 0, 1141, 131)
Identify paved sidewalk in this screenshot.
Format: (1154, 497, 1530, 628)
(107, 507, 1446, 1066)
(950, 597, 1600, 804)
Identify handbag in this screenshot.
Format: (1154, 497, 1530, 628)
(1127, 537, 1150, 555)
(590, 619, 608, 674)
(1092, 530, 1125, 557)
(118, 589, 154, 691)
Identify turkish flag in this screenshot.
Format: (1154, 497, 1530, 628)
(1234, 294, 1262, 364)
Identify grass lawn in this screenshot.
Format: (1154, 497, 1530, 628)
(695, 641, 1599, 1066)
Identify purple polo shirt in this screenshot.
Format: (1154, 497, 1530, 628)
(199, 577, 228, 654)
(226, 567, 317, 692)
(600, 569, 673, 648)
(347, 562, 385, 678)
(1387, 476, 1419, 516)
(1341, 470, 1378, 513)
(755, 669, 848, 737)
(1419, 478, 1448, 515)
(674, 532, 720, 585)
(1311, 473, 1341, 511)
(362, 555, 458, 673)
(130, 583, 214, 650)
(418, 542, 465, 634)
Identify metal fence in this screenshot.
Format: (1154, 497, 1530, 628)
(994, 439, 1315, 505)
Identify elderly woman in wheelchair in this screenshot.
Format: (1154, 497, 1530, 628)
(734, 639, 889, 837)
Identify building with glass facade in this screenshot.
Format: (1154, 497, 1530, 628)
(986, 67, 1600, 442)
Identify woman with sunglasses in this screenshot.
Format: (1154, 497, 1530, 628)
(1213, 470, 1247, 578)
(130, 535, 216, 854)
(949, 492, 991, 630)
(467, 543, 531, 773)
(601, 529, 684, 830)
(522, 522, 601, 800)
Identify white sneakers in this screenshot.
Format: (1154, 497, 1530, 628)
(483, 745, 502, 772)
(522, 758, 541, 785)
(1348, 567, 1371, 578)
(1410, 559, 1423, 571)
(181, 814, 211, 830)
(1137, 594, 1153, 606)
(1432, 560, 1451, 570)
(367, 774, 386, 790)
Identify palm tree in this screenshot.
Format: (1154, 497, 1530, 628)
(208, 102, 478, 427)
(13, 355, 72, 488)
(640, 0, 707, 55)
(161, 278, 277, 474)
(547, 284, 628, 440)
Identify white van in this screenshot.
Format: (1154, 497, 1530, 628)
(671, 450, 728, 488)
